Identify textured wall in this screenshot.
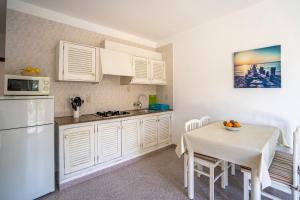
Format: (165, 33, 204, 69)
(5, 10, 156, 117)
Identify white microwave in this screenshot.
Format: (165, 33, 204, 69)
(4, 74, 50, 96)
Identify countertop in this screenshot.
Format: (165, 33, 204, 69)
(55, 109, 173, 126)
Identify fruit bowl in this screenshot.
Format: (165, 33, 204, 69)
(21, 66, 41, 76)
(225, 126, 241, 131)
(223, 120, 241, 131)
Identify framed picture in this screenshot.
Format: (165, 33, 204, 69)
(234, 45, 281, 88)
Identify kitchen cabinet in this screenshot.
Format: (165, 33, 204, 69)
(131, 56, 150, 84)
(63, 125, 95, 174)
(158, 114, 171, 144)
(96, 121, 121, 163)
(99, 48, 133, 76)
(122, 119, 141, 156)
(130, 56, 166, 85)
(150, 60, 166, 85)
(141, 116, 158, 150)
(141, 113, 171, 150)
(57, 41, 100, 82)
(56, 111, 172, 189)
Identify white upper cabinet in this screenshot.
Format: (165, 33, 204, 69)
(131, 56, 150, 84)
(63, 125, 95, 174)
(130, 56, 166, 85)
(57, 41, 100, 82)
(99, 48, 133, 77)
(150, 60, 166, 85)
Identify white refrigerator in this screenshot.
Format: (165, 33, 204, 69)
(0, 96, 55, 200)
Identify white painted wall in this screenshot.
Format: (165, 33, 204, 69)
(169, 0, 300, 146)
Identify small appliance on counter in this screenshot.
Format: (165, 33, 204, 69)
(70, 96, 84, 118)
(4, 74, 50, 96)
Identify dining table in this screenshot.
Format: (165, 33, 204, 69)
(176, 121, 288, 200)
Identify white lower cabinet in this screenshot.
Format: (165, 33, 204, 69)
(158, 114, 171, 144)
(122, 119, 141, 156)
(63, 125, 95, 174)
(142, 116, 158, 150)
(96, 121, 121, 163)
(141, 114, 171, 151)
(57, 112, 172, 187)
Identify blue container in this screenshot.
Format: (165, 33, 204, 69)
(149, 104, 170, 111)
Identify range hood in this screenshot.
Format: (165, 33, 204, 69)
(99, 48, 134, 77)
(0, 0, 6, 62)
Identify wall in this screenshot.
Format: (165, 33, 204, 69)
(157, 44, 173, 107)
(169, 0, 300, 145)
(0, 61, 4, 95)
(5, 10, 156, 117)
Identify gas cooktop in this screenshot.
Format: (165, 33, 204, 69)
(95, 110, 131, 118)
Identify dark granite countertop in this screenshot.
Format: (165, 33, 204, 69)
(55, 109, 173, 126)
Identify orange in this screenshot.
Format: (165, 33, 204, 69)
(227, 122, 233, 127)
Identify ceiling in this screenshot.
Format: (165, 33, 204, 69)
(20, 0, 263, 42)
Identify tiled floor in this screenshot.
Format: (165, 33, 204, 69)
(40, 148, 291, 200)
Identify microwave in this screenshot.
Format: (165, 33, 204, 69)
(4, 74, 50, 96)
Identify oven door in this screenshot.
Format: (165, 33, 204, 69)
(4, 75, 49, 95)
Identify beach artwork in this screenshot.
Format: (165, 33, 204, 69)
(234, 45, 281, 88)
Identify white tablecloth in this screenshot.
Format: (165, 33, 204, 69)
(176, 121, 288, 189)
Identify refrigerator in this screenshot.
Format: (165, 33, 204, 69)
(0, 96, 55, 200)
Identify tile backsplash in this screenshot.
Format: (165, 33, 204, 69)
(5, 10, 156, 117)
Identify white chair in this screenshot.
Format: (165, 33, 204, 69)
(199, 116, 236, 183)
(183, 118, 226, 200)
(241, 126, 300, 200)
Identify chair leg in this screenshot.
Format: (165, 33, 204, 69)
(243, 171, 250, 200)
(223, 161, 229, 186)
(221, 161, 226, 189)
(196, 164, 203, 178)
(184, 153, 188, 188)
(209, 166, 215, 200)
(231, 164, 236, 175)
(292, 188, 299, 200)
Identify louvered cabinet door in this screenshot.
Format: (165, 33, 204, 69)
(63, 125, 95, 174)
(61, 42, 99, 82)
(122, 119, 140, 156)
(150, 60, 166, 85)
(97, 122, 121, 163)
(142, 116, 158, 150)
(158, 114, 171, 144)
(131, 56, 150, 84)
